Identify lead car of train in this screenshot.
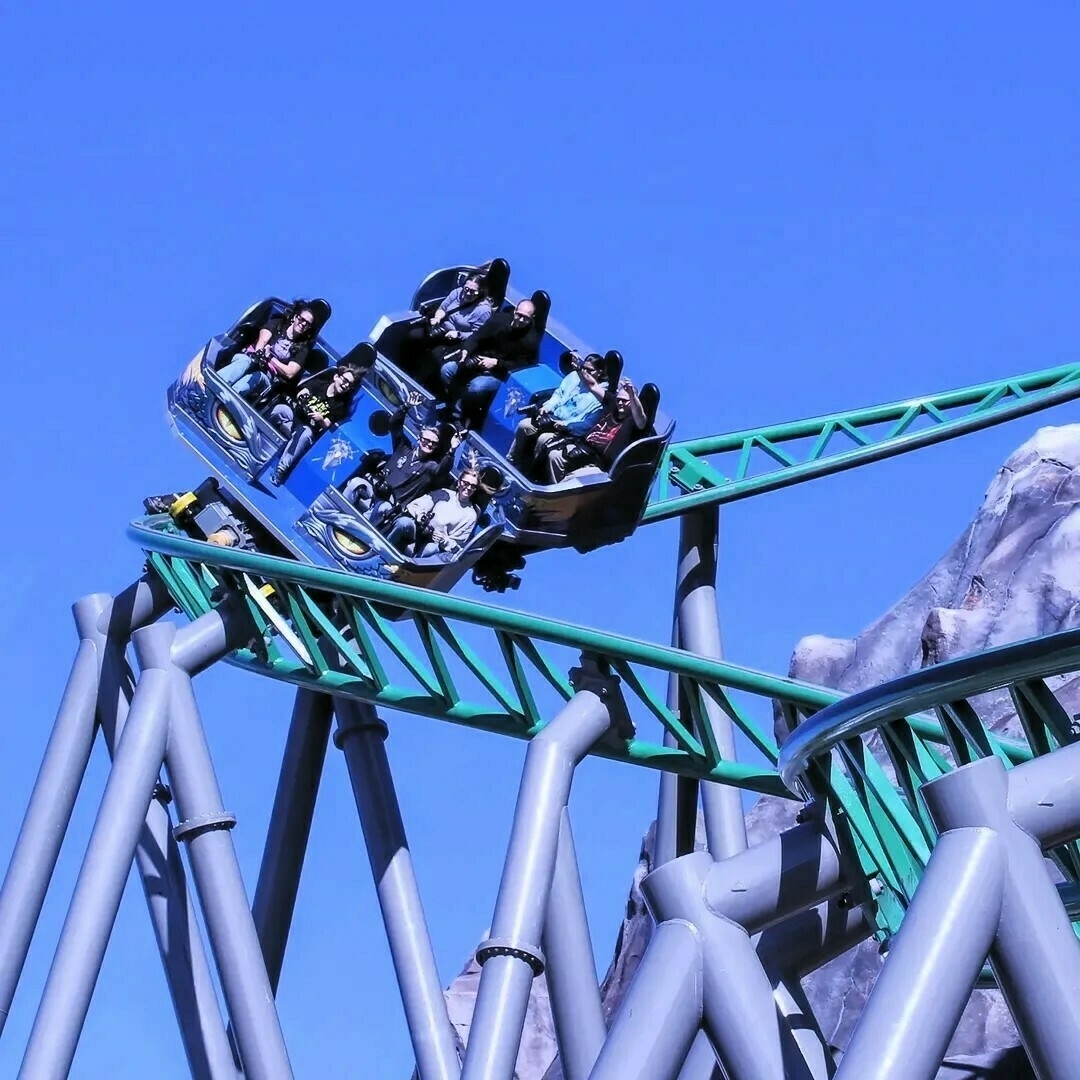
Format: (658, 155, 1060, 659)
(158, 259, 673, 594)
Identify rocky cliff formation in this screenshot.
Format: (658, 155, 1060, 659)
(444, 423, 1080, 1078)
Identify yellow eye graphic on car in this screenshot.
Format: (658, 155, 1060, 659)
(332, 529, 370, 557)
(213, 405, 243, 442)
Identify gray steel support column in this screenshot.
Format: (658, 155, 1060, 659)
(94, 582, 236, 1080)
(334, 699, 460, 1080)
(656, 626, 701, 867)
(462, 691, 612, 1080)
(1008, 738, 1080, 848)
(589, 919, 703, 1080)
(643, 851, 789, 1079)
(756, 899, 870, 981)
(675, 1033, 723, 1080)
(772, 978, 833, 1080)
(251, 688, 334, 995)
(136, 619, 293, 1080)
(20, 670, 172, 1078)
(748, 902, 869, 1080)
(0, 580, 171, 1038)
(675, 507, 746, 859)
(702, 820, 846, 933)
(923, 755, 1080, 1078)
(837, 827, 1005, 1080)
(540, 808, 605, 1080)
(0, 634, 99, 1038)
(135, 782, 238, 1080)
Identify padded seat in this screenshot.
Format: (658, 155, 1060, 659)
(482, 258, 511, 309)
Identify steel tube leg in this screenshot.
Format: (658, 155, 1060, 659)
(251, 689, 333, 995)
(772, 977, 833, 1080)
(136, 621, 293, 1080)
(334, 700, 460, 1080)
(94, 587, 235, 1080)
(135, 786, 238, 1080)
(676, 507, 746, 859)
(540, 809, 605, 1080)
(20, 670, 172, 1078)
(589, 920, 703, 1080)
(657, 625, 702, 868)
(0, 634, 99, 1036)
(644, 852, 790, 1079)
(923, 755, 1080, 1078)
(676, 1033, 723, 1080)
(462, 691, 612, 1080)
(837, 827, 1005, 1080)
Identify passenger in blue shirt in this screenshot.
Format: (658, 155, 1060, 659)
(507, 352, 607, 478)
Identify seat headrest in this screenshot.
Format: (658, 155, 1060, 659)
(289, 297, 332, 335)
(341, 341, 377, 369)
(480, 464, 504, 491)
(530, 290, 551, 336)
(638, 382, 661, 427)
(482, 259, 511, 308)
(603, 350, 624, 387)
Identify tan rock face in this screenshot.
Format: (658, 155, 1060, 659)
(447, 425, 1080, 1079)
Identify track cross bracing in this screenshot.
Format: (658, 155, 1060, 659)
(779, 627, 1080, 938)
(645, 360, 1080, 522)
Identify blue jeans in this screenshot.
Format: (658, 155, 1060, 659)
(439, 360, 502, 428)
(269, 404, 317, 482)
(217, 355, 271, 399)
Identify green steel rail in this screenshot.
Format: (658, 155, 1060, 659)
(130, 518, 1023, 804)
(777, 629, 1080, 939)
(645, 361, 1080, 522)
(131, 519, 1078, 945)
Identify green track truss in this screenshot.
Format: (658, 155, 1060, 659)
(778, 630, 1080, 940)
(645, 361, 1080, 522)
(132, 522, 1026, 832)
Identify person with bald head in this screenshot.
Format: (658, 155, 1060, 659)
(439, 298, 542, 429)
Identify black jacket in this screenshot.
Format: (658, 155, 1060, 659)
(460, 311, 541, 380)
(382, 403, 454, 504)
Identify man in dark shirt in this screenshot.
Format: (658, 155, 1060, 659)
(269, 361, 363, 484)
(438, 299, 541, 429)
(342, 391, 460, 521)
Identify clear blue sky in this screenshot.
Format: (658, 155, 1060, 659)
(2, 5, 1079, 1076)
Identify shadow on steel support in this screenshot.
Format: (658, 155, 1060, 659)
(16, 597, 294, 1080)
(592, 814, 866, 1080)
(0, 578, 240, 1079)
(461, 656, 627, 1080)
(839, 752, 1080, 1080)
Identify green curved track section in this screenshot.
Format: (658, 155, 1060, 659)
(135, 519, 804, 795)
(778, 629, 1080, 940)
(645, 360, 1080, 522)
(132, 520, 1025, 814)
(134, 357, 1080, 945)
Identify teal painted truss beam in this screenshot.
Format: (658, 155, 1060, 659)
(778, 628, 1080, 939)
(132, 520, 1026, 802)
(644, 361, 1080, 522)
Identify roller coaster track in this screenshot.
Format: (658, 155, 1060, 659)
(133, 518, 1038, 941)
(8, 354, 1077, 1077)
(133, 357, 1080, 941)
(645, 360, 1080, 522)
(777, 628, 1080, 941)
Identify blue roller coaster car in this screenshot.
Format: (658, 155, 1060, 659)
(163, 265, 673, 593)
